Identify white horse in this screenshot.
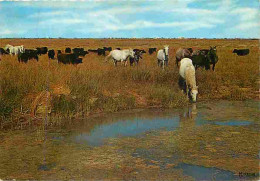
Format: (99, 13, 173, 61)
(4, 44, 24, 55)
(157, 45, 169, 69)
(179, 58, 198, 102)
(105, 49, 135, 66)
(4, 44, 12, 51)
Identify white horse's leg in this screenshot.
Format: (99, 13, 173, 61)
(124, 60, 128, 67)
(186, 84, 189, 97)
(162, 60, 165, 70)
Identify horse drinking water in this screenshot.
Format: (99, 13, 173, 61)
(105, 49, 135, 66)
(157, 45, 169, 69)
(179, 58, 198, 102)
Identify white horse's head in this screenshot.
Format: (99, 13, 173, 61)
(20, 45, 25, 53)
(164, 45, 169, 56)
(191, 86, 198, 102)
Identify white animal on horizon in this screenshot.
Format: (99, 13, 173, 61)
(105, 49, 135, 66)
(179, 58, 198, 102)
(157, 45, 169, 69)
(4, 44, 24, 55)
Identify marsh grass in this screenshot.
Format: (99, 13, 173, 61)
(0, 39, 258, 127)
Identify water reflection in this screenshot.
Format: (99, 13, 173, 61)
(74, 114, 180, 146)
(179, 103, 197, 128)
(176, 163, 240, 181)
(51, 101, 255, 147)
(73, 105, 200, 146)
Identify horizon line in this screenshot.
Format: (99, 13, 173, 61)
(0, 37, 259, 40)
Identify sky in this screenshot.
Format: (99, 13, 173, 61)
(0, 0, 259, 38)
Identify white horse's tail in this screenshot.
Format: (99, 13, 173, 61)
(105, 52, 112, 62)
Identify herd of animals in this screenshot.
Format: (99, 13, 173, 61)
(0, 43, 250, 102)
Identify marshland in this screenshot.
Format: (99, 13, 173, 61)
(0, 38, 259, 180)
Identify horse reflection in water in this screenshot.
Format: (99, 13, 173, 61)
(179, 104, 197, 128)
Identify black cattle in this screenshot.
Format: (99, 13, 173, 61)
(148, 48, 157, 54)
(36, 47, 48, 55)
(116, 48, 121, 50)
(97, 48, 106, 56)
(24, 49, 37, 54)
(88, 49, 98, 53)
(130, 50, 143, 66)
(103, 47, 112, 51)
(88, 48, 105, 56)
(191, 46, 218, 71)
(18, 50, 39, 63)
(57, 53, 82, 64)
(73, 48, 84, 53)
(133, 49, 146, 53)
(233, 49, 249, 56)
(0, 48, 9, 55)
(72, 48, 88, 57)
(65, 47, 71, 53)
(187, 48, 193, 54)
(48, 49, 55, 59)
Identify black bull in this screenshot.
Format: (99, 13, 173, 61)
(57, 53, 83, 64)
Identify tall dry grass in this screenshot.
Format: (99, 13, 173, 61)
(0, 39, 258, 127)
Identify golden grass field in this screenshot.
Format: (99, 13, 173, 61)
(0, 38, 259, 128)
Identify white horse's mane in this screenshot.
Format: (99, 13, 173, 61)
(185, 65, 197, 90)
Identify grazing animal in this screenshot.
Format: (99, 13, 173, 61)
(191, 46, 218, 71)
(116, 48, 121, 50)
(105, 49, 135, 66)
(5, 44, 24, 55)
(179, 58, 198, 102)
(149, 48, 157, 54)
(97, 48, 106, 56)
(88, 49, 98, 53)
(192, 48, 212, 56)
(187, 48, 193, 54)
(18, 50, 39, 63)
(133, 49, 146, 54)
(157, 45, 169, 69)
(65, 47, 71, 53)
(176, 48, 192, 67)
(88, 48, 105, 56)
(191, 49, 201, 56)
(4, 44, 12, 53)
(130, 50, 143, 66)
(72, 48, 88, 57)
(233, 49, 249, 56)
(4, 44, 12, 51)
(103, 47, 112, 51)
(0, 48, 9, 55)
(36, 47, 48, 55)
(57, 53, 82, 64)
(24, 49, 36, 54)
(48, 49, 55, 59)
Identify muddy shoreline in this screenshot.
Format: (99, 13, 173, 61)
(0, 100, 259, 180)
